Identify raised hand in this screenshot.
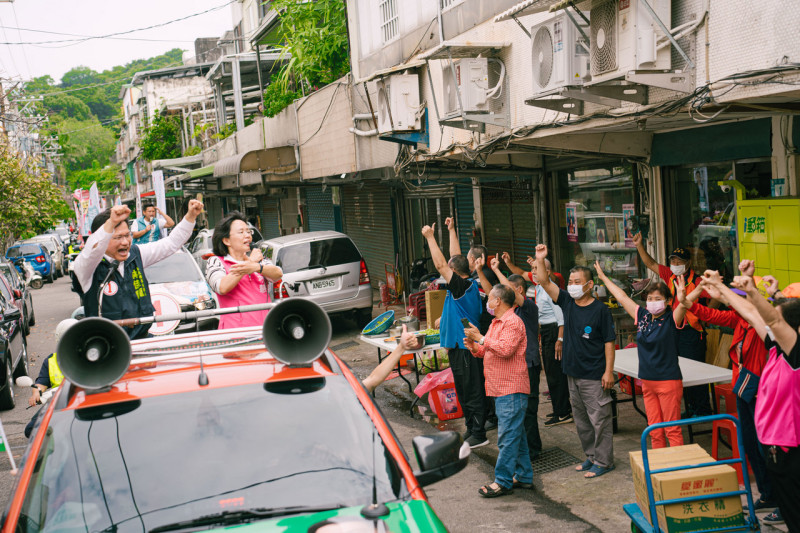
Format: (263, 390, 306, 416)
(109, 205, 131, 227)
(490, 256, 500, 271)
(702, 270, 723, 286)
(186, 199, 204, 222)
(738, 259, 755, 277)
(445, 217, 455, 231)
(398, 324, 419, 351)
(501, 251, 511, 265)
(535, 244, 548, 260)
(593, 260, 607, 279)
(633, 232, 643, 247)
(674, 274, 686, 302)
(421, 223, 435, 239)
(762, 275, 780, 297)
(697, 279, 723, 301)
(731, 275, 756, 293)
(526, 255, 535, 268)
(474, 254, 485, 269)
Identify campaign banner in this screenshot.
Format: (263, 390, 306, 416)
(566, 202, 578, 243)
(87, 182, 100, 231)
(135, 180, 142, 219)
(152, 170, 167, 238)
(622, 203, 636, 248)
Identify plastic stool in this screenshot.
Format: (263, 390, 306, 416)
(714, 383, 738, 415)
(711, 418, 744, 484)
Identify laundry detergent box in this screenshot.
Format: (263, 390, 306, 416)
(652, 465, 743, 532)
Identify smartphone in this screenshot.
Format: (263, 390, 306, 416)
(461, 318, 471, 328)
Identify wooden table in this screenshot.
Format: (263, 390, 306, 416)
(359, 334, 443, 416)
(613, 347, 732, 441)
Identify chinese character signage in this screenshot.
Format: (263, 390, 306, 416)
(622, 204, 635, 248)
(566, 203, 578, 243)
(743, 216, 766, 234)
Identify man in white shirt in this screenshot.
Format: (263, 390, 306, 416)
(72, 201, 203, 339)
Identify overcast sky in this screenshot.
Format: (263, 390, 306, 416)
(0, 0, 234, 83)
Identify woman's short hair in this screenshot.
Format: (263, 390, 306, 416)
(645, 281, 672, 300)
(212, 211, 248, 257)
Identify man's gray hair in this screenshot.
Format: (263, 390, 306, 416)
(491, 284, 516, 307)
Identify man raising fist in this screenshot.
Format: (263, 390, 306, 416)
(73, 200, 205, 339)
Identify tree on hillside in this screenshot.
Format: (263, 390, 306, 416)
(43, 93, 92, 122)
(58, 118, 116, 173)
(61, 66, 101, 88)
(140, 113, 182, 161)
(69, 162, 121, 193)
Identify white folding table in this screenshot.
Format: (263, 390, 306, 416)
(613, 347, 732, 441)
(359, 334, 443, 415)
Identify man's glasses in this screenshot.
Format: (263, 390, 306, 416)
(111, 233, 132, 242)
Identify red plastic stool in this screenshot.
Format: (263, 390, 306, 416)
(714, 383, 738, 415)
(711, 418, 745, 484)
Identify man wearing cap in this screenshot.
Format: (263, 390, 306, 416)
(633, 233, 712, 417)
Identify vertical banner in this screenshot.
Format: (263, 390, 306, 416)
(135, 180, 143, 219)
(693, 167, 709, 213)
(565, 202, 578, 243)
(152, 170, 167, 237)
(0, 416, 18, 473)
(115, 196, 122, 206)
(87, 182, 100, 231)
(622, 203, 636, 248)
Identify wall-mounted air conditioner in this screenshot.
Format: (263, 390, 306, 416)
(589, 0, 671, 85)
(372, 73, 422, 135)
(531, 13, 590, 94)
(442, 57, 505, 117)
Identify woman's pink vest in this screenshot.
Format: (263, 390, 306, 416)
(216, 256, 271, 329)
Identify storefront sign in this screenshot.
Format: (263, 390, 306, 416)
(743, 216, 766, 234)
(566, 202, 578, 242)
(622, 204, 635, 248)
(693, 167, 709, 213)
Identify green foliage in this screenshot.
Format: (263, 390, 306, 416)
(262, 82, 300, 118)
(0, 143, 72, 248)
(69, 162, 121, 193)
(140, 113, 182, 161)
(183, 145, 201, 156)
(266, 0, 350, 116)
(57, 118, 116, 174)
(42, 93, 92, 122)
(213, 122, 237, 141)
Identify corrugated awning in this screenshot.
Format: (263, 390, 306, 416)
(494, 0, 555, 22)
(213, 148, 297, 178)
(188, 165, 214, 179)
(419, 41, 510, 61)
(354, 59, 426, 84)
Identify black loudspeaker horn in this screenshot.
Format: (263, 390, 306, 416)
(57, 317, 133, 390)
(262, 298, 332, 366)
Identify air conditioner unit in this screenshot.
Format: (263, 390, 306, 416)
(442, 57, 504, 117)
(589, 0, 671, 85)
(531, 13, 590, 94)
(372, 73, 421, 135)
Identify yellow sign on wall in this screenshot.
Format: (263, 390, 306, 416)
(738, 198, 800, 285)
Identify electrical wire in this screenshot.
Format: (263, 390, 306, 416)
(10, 3, 32, 78)
(0, 25, 196, 43)
(0, 1, 234, 47)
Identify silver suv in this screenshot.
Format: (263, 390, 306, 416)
(259, 231, 373, 326)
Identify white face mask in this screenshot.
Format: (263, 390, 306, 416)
(670, 264, 686, 276)
(567, 282, 589, 299)
(646, 300, 667, 315)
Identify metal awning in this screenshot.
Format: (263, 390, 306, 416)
(354, 59, 427, 84)
(188, 165, 214, 179)
(419, 41, 510, 61)
(151, 154, 204, 172)
(213, 148, 298, 178)
(494, 0, 558, 22)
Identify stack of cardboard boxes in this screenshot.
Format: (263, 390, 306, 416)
(630, 444, 744, 532)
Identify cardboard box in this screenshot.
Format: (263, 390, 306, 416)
(629, 445, 743, 532)
(425, 290, 446, 329)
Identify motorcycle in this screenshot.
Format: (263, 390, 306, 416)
(409, 256, 439, 293)
(13, 258, 43, 290)
(66, 251, 80, 280)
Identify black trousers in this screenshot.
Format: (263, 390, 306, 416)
(525, 364, 542, 458)
(540, 322, 570, 417)
(766, 446, 800, 532)
(449, 348, 487, 440)
(678, 327, 711, 416)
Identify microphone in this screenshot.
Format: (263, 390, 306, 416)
(98, 260, 120, 318)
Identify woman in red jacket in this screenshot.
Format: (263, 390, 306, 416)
(681, 269, 773, 511)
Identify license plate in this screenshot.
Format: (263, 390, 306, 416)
(312, 279, 335, 290)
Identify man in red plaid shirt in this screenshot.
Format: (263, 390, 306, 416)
(465, 284, 533, 498)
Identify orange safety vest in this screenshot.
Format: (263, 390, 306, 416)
(668, 269, 704, 332)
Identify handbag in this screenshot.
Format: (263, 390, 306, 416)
(732, 367, 759, 402)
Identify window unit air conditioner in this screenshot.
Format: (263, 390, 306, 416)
(589, 0, 671, 85)
(442, 57, 504, 117)
(372, 73, 422, 135)
(531, 13, 590, 94)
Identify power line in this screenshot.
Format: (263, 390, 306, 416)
(10, 3, 32, 79)
(0, 25, 197, 44)
(0, 1, 234, 47)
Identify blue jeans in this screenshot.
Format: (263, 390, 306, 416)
(494, 392, 534, 489)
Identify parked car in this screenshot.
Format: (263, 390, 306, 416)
(258, 231, 374, 326)
(0, 280, 28, 410)
(189, 223, 264, 275)
(2, 300, 467, 531)
(5, 243, 55, 283)
(0, 259, 35, 335)
(25, 234, 65, 277)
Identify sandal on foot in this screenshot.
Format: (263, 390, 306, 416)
(478, 483, 514, 498)
(512, 478, 534, 490)
(576, 458, 593, 472)
(584, 464, 615, 479)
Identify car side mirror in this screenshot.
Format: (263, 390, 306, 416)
(2, 307, 21, 322)
(412, 431, 470, 487)
(13, 289, 21, 299)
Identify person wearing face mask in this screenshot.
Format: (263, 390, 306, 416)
(72, 201, 204, 339)
(594, 262, 689, 448)
(633, 233, 712, 418)
(205, 211, 283, 329)
(503, 252, 570, 428)
(535, 245, 617, 478)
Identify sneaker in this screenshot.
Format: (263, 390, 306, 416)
(544, 413, 573, 427)
(466, 435, 489, 448)
(753, 498, 776, 511)
(484, 419, 498, 432)
(463, 430, 472, 441)
(763, 509, 783, 524)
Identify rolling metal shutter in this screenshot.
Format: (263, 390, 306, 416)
(305, 186, 338, 232)
(258, 196, 281, 239)
(342, 182, 396, 287)
(455, 183, 475, 253)
(481, 178, 538, 260)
